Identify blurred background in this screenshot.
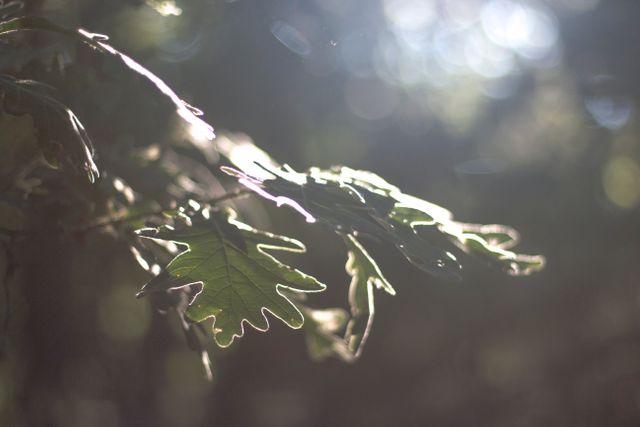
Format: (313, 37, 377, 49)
(3, 0, 640, 425)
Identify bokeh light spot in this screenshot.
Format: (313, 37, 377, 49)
(603, 156, 640, 209)
(146, 0, 183, 17)
(384, 0, 436, 32)
(585, 95, 634, 130)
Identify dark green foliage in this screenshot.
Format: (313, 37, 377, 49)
(0, 76, 99, 182)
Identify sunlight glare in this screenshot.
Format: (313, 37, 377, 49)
(481, 0, 558, 60)
(384, 0, 436, 32)
(146, 0, 183, 17)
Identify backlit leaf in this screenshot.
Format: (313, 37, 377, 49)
(136, 208, 326, 347)
(300, 306, 353, 362)
(343, 234, 394, 358)
(221, 140, 544, 278)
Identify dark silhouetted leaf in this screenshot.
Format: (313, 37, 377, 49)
(0, 76, 99, 182)
(0, 16, 214, 142)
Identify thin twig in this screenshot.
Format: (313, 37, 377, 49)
(75, 188, 251, 234)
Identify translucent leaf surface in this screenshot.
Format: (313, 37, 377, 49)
(343, 234, 395, 358)
(137, 208, 325, 347)
(300, 306, 353, 362)
(221, 139, 544, 278)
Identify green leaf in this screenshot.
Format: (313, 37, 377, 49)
(389, 203, 435, 226)
(136, 208, 325, 347)
(300, 306, 353, 362)
(455, 222, 519, 249)
(444, 228, 545, 276)
(0, 76, 99, 182)
(343, 234, 394, 358)
(225, 164, 463, 279)
(221, 137, 544, 278)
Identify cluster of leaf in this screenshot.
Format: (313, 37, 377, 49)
(0, 15, 545, 375)
(135, 137, 544, 363)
